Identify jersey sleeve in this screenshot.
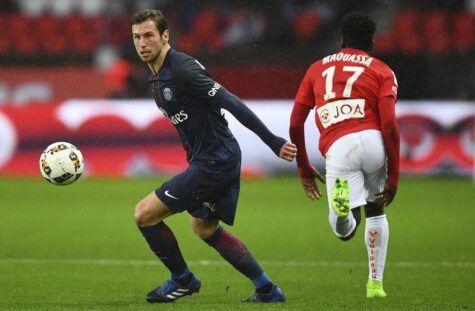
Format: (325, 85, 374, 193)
(177, 58, 224, 104)
(379, 69, 398, 99)
(378, 96, 400, 187)
(295, 65, 316, 108)
(219, 88, 286, 156)
(289, 103, 314, 178)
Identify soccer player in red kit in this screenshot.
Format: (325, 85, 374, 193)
(289, 12, 400, 298)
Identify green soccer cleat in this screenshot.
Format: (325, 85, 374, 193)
(366, 279, 387, 298)
(331, 178, 350, 217)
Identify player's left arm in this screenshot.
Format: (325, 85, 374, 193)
(178, 58, 296, 161)
(375, 70, 400, 206)
(218, 89, 297, 161)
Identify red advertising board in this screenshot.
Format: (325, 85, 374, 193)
(0, 100, 473, 177)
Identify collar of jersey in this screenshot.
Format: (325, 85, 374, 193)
(339, 48, 369, 56)
(148, 48, 174, 82)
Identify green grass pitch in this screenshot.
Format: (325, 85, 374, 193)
(0, 176, 474, 310)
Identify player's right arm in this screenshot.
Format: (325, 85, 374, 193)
(375, 70, 400, 206)
(289, 66, 325, 200)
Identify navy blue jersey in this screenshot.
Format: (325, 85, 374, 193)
(149, 49, 240, 163)
(150, 48, 287, 225)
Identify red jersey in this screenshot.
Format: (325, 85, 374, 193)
(295, 48, 398, 156)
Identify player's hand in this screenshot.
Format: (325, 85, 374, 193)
(374, 184, 397, 206)
(279, 141, 297, 162)
(300, 167, 325, 200)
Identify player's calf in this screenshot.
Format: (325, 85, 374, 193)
(365, 201, 384, 218)
(199, 223, 285, 302)
(364, 202, 389, 298)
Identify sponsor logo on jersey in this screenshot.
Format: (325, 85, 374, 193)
(159, 107, 188, 125)
(208, 83, 221, 97)
(322, 53, 373, 67)
(163, 88, 173, 101)
(170, 110, 188, 125)
(317, 99, 365, 129)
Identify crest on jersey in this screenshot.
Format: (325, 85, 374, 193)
(320, 109, 330, 124)
(163, 88, 173, 101)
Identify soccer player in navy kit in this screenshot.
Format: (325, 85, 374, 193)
(130, 10, 296, 303)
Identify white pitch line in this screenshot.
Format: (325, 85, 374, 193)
(0, 258, 474, 268)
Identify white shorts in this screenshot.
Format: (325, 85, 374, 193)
(325, 129, 387, 211)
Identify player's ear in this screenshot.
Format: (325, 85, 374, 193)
(161, 29, 169, 44)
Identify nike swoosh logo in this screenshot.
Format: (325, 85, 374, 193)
(164, 190, 179, 200)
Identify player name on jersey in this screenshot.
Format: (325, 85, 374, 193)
(322, 52, 373, 67)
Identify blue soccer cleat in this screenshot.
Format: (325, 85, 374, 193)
(146, 274, 201, 303)
(241, 284, 286, 303)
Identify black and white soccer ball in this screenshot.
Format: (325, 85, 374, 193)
(39, 142, 84, 185)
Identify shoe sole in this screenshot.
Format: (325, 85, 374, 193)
(332, 178, 350, 217)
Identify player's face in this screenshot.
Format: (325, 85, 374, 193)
(132, 20, 169, 64)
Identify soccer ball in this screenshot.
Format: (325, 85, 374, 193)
(39, 142, 84, 185)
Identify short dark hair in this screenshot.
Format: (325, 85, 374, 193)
(130, 10, 168, 35)
(341, 12, 376, 52)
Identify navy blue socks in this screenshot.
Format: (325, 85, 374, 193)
(204, 226, 273, 291)
(140, 222, 273, 292)
(138, 222, 190, 282)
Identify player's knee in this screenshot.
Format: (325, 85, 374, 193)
(134, 201, 155, 226)
(190, 218, 218, 239)
(365, 202, 384, 218)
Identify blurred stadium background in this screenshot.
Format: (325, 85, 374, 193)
(0, 0, 473, 177)
(0, 0, 474, 310)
